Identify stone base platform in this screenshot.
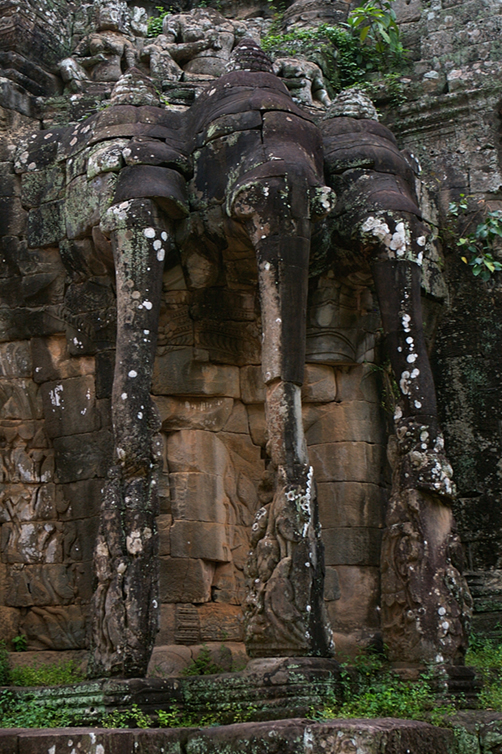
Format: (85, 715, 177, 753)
(4, 658, 342, 726)
(0, 718, 454, 754)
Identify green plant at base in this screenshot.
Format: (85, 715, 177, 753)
(12, 634, 27, 653)
(9, 660, 84, 687)
(0, 690, 81, 728)
(448, 196, 502, 281)
(313, 651, 456, 727)
(0, 641, 10, 685)
(181, 645, 225, 676)
(101, 704, 152, 729)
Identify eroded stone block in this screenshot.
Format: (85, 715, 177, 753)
(159, 557, 214, 603)
(323, 527, 382, 567)
(302, 364, 337, 403)
(170, 472, 227, 524)
(170, 521, 231, 562)
(154, 395, 234, 432)
(240, 365, 265, 404)
(310, 441, 385, 484)
(305, 401, 385, 445)
(327, 566, 380, 631)
(317, 482, 386, 529)
(27, 200, 65, 247)
(40, 375, 98, 438)
(53, 430, 112, 483)
(153, 348, 240, 397)
(198, 603, 243, 642)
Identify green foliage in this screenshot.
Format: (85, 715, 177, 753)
(147, 6, 172, 37)
(0, 690, 81, 728)
(101, 704, 152, 729)
(9, 660, 84, 687)
(448, 196, 502, 281)
(465, 634, 502, 711)
(0, 641, 10, 686)
(261, 0, 407, 92)
(11, 635, 27, 653)
(345, 0, 406, 68)
(314, 651, 455, 727)
(181, 645, 225, 676)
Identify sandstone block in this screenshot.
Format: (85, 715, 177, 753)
(197, 603, 244, 642)
(5, 564, 75, 606)
(306, 401, 385, 445)
(211, 562, 243, 605)
(40, 375, 98, 438)
(157, 514, 172, 556)
(170, 472, 227, 524)
(1, 521, 63, 564)
(153, 348, 240, 398)
(65, 173, 117, 240)
(323, 527, 383, 567)
(317, 482, 386, 529)
(334, 364, 380, 404)
(31, 334, 95, 384)
(247, 403, 266, 447)
(0, 197, 27, 237)
(170, 521, 231, 562)
(63, 517, 99, 563)
(155, 603, 176, 646)
(148, 644, 192, 676)
(27, 200, 64, 247)
(219, 432, 264, 484)
(0, 378, 43, 420)
(302, 364, 337, 403)
(53, 429, 112, 483)
(0, 340, 32, 378)
(21, 166, 64, 208)
(0, 606, 20, 644)
(325, 566, 341, 602)
(222, 400, 249, 433)
(159, 557, 214, 603)
(327, 566, 380, 632)
(21, 605, 87, 650)
(154, 395, 234, 432)
(309, 441, 384, 484)
(1, 483, 57, 522)
(55, 479, 102, 520)
(240, 365, 265, 404)
(167, 429, 232, 478)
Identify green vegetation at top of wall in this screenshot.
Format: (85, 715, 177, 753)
(448, 195, 502, 281)
(261, 0, 407, 91)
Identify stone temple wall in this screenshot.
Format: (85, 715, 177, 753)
(0, 0, 501, 672)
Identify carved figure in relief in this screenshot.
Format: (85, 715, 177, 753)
(59, 0, 136, 91)
(273, 57, 331, 107)
(319, 89, 472, 664)
(16, 20, 472, 674)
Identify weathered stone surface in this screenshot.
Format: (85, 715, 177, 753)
(240, 364, 266, 404)
(0, 340, 32, 378)
(159, 557, 214, 603)
(153, 348, 240, 398)
(323, 527, 383, 567)
(170, 521, 231, 562)
(317, 482, 386, 529)
(302, 364, 337, 403)
(53, 430, 112, 483)
(170, 472, 227, 524)
(198, 603, 244, 642)
(154, 395, 234, 432)
(310, 442, 385, 484)
(306, 401, 385, 445)
(27, 200, 64, 247)
(40, 375, 98, 438)
(327, 566, 381, 632)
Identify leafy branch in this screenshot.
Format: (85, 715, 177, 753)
(448, 195, 502, 281)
